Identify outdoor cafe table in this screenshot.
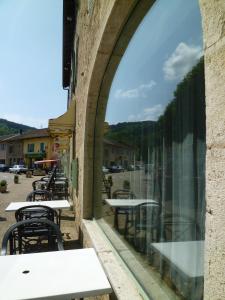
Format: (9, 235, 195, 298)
(0, 248, 112, 300)
(105, 199, 158, 229)
(5, 200, 70, 212)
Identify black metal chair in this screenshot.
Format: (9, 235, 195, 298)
(32, 180, 47, 191)
(52, 180, 69, 200)
(1, 218, 64, 255)
(26, 190, 52, 201)
(15, 204, 59, 226)
(32, 166, 57, 191)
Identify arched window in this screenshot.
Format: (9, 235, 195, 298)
(97, 1, 205, 299)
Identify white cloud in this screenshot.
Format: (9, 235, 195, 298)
(163, 42, 202, 81)
(2, 113, 48, 128)
(128, 104, 164, 122)
(115, 80, 156, 99)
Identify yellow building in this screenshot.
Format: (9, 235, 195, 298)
(48, 100, 75, 177)
(20, 128, 54, 168)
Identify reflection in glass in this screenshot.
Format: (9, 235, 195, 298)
(99, 1, 205, 299)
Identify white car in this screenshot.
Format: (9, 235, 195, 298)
(9, 165, 28, 174)
(102, 166, 109, 173)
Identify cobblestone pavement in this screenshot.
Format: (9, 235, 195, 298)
(0, 172, 80, 252)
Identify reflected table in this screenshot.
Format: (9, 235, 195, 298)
(151, 241, 204, 299)
(151, 241, 204, 277)
(105, 199, 157, 207)
(0, 248, 112, 300)
(105, 199, 158, 229)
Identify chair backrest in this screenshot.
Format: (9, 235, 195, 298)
(160, 212, 200, 242)
(112, 189, 136, 199)
(15, 204, 59, 225)
(1, 218, 64, 255)
(26, 190, 52, 202)
(46, 166, 57, 190)
(32, 180, 46, 191)
(134, 202, 161, 228)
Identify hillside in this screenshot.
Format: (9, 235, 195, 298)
(0, 118, 36, 136)
(106, 121, 155, 145)
(105, 121, 156, 161)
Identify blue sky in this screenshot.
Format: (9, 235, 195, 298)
(0, 0, 67, 128)
(106, 0, 203, 125)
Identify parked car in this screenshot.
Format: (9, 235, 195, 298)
(9, 165, 28, 174)
(127, 164, 135, 171)
(0, 164, 9, 172)
(102, 166, 109, 174)
(109, 165, 124, 173)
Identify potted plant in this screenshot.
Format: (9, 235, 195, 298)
(14, 174, 19, 184)
(0, 180, 7, 193)
(26, 170, 32, 178)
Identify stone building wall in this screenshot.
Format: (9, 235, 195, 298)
(72, 0, 225, 299)
(73, 0, 138, 223)
(200, 0, 225, 298)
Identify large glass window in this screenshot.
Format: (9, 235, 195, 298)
(98, 1, 205, 299)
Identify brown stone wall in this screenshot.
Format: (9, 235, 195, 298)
(73, 0, 138, 225)
(200, 0, 225, 299)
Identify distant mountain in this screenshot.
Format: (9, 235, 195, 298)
(0, 118, 36, 136)
(106, 121, 155, 145)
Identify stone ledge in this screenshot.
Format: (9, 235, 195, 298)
(81, 219, 145, 300)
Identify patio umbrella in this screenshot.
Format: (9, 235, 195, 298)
(34, 159, 59, 165)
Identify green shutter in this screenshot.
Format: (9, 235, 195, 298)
(71, 158, 78, 191)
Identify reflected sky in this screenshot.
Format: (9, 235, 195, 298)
(106, 0, 203, 125)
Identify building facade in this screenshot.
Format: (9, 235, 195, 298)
(0, 134, 24, 165)
(21, 129, 53, 168)
(0, 129, 54, 168)
(103, 138, 135, 169)
(60, 1, 225, 299)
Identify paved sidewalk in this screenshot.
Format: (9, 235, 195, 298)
(0, 173, 80, 252)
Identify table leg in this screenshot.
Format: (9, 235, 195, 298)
(114, 208, 119, 230)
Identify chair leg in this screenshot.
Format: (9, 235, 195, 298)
(58, 209, 62, 228)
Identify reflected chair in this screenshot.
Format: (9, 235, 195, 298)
(112, 189, 136, 232)
(1, 218, 64, 255)
(129, 202, 161, 253)
(102, 175, 112, 199)
(160, 213, 200, 242)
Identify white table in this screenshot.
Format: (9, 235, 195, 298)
(151, 241, 204, 278)
(55, 177, 67, 181)
(5, 200, 70, 212)
(54, 181, 67, 185)
(105, 199, 157, 207)
(0, 248, 112, 300)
